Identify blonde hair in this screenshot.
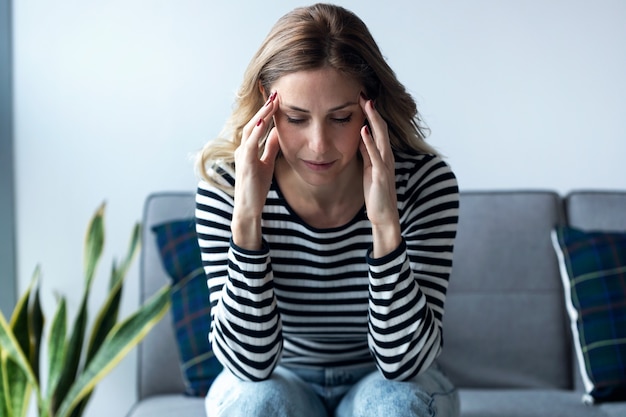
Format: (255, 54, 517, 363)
(196, 3, 437, 187)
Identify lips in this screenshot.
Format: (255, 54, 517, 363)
(303, 160, 335, 171)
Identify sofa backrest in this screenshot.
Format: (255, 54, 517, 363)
(438, 191, 572, 389)
(138, 192, 196, 400)
(566, 191, 626, 232)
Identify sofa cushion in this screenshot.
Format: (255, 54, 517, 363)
(152, 218, 222, 397)
(459, 389, 613, 417)
(125, 395, 206, 417)
(552, 226, 626, 404)
(598, 401, 626, 417)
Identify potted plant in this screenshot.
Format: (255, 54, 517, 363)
(0, 202, 171, 417)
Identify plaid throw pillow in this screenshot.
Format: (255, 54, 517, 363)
(552, 226, 626, 404)
(152, 219, 222, 397)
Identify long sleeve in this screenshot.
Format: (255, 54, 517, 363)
(195, 168, 283, 381)
(367, 153, 459, 380)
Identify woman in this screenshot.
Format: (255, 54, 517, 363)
(195, 3, 460, 416)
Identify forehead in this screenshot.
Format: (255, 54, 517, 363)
(273, 67, 363, 102)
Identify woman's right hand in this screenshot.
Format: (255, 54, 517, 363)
(231, 91, 281, 250)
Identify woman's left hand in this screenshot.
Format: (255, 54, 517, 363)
(359, 95, 402, 257)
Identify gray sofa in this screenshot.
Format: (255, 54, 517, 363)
(126, 190, 626, 417)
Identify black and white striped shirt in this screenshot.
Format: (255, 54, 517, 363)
(195, 151, 459, 382)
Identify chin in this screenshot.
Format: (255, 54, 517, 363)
(293, 166, 341, 186)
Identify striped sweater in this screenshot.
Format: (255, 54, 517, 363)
(195, 151, 459, 382)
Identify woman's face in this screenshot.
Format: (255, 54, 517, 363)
(271, 67, 366, 187)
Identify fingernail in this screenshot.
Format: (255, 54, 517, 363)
(270, 91, 277, 101)
(256, 118, 263, 127)
(364, 125, 370, 136)
(265, 91, 277, 107)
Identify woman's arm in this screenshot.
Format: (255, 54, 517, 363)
(195, 93, 283, 381)
(359, 95, 459, 380)
(367, 156, 458, 380)
(196, 171, 283, 382)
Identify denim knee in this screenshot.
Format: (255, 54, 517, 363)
(205, 367, 328, 417)
(336, 366, 459, 417)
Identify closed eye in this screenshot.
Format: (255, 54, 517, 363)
(284, 114, 353, 125)
(332, 115, 352, 124)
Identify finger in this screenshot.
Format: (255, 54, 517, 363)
(242, 118, 267, 156)
(359, 139, 372, 170)
(361, 100, 395, 170)
(359, 95, 388, 144)
(360, 125, 381, 168)
(260, 127, 280, 164)
(242, 92, 279, 142)
(359, 93, 380, 131)
(242, 98, 280, 158)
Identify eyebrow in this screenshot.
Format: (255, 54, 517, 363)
(284, 101, 358, 113)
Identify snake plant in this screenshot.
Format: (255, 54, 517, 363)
(0, 202, 171, 417)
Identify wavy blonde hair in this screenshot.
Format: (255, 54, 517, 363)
(196, 3, 437, 188)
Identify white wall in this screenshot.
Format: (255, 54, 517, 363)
(13, 1, 626, 416)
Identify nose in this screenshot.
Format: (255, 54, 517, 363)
(308, 123, 331, 154)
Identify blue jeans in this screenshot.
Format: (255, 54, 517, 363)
(205, 362, 459, 417)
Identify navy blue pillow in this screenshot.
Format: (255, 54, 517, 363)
(152, 219, 222, 397)
(552, 226, 626, 404)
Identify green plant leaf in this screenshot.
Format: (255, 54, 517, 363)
(0, 311, 41, 411)
(28, 284, 44, 384)
(85, 264, 122, 365)
(46, 297, 67, 403)
(55, 285, 171, 417)
(5, 322, 31, 417)
(84, 202, 106, 289)
(111, 223, 141, 291)
(86, 221, 141, 361)
(52, 204, 108, 414)
(2, 268, 41, 417)
(9, 267, 38, 360)
(51, 295, 88, 415)
(87, 221, 141, 366)
(71, 266, 122, 417)
(71, 224, 141, 417)
(2, 355, 31, 417)
(0, 348, 13, 417)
